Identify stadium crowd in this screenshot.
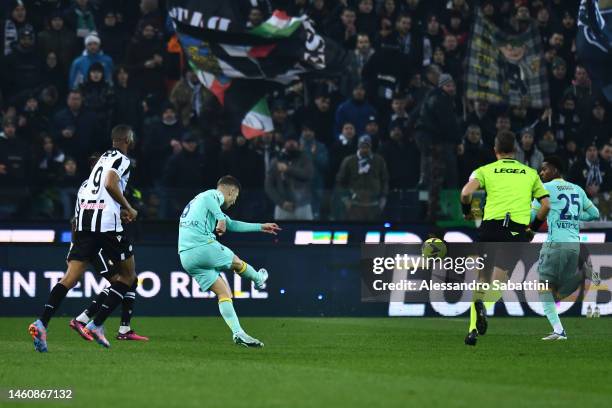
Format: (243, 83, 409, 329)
(0, 0, 611, 222)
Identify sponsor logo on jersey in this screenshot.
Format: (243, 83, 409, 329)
(494, 168, 527, 174)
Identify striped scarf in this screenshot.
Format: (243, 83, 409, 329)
(586, 159, 603, 186)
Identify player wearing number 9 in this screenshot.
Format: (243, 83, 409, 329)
(532, 156, 600, 341)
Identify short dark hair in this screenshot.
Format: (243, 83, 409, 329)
(111, 124, 134, 143)
(543, 155, 565, 174)
(494, 130, 516, 154)
(217, 175, 241, 190)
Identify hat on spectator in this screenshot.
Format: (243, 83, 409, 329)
(182, 132, 196, 142)
(9, 0, 25, 11)
(88, 62, 104, 73)
(438, 73, 454, 88)
(519, 127, 535, 138)
(18, 24, 34, 40)
(552, 56, 566, 69)
(389, 118, 405, 131)
(358, 134, 372, 147)
(271, 99, 287, 112)
(85, 32, 101, 46)
(366, 115, 377, 124)
(49, 9, 63, 20)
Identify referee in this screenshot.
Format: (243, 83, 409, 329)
(459, 130, 550, 346)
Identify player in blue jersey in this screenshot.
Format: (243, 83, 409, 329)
(532, 157, 600, 340)
(178, 175, 281, 347)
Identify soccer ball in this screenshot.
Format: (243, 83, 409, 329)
(421, 238, 447, 259)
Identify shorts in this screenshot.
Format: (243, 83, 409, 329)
(479, 220, 530, 272)
(67, 231, 133, 276)
(538, 243, 583, 299)
(179, 241, 235, 292)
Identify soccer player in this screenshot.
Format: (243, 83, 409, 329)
(532, 156, 600, 340)
(28, 125, 138, 351)
(68, 153, 148, 341)
(460, 130, 550, 346)
(178, 175, 281, 347)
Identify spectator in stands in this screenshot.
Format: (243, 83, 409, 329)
(458, 125, 494, 186)
(423, 15, 444, 65)
(141, 102, 184, 187)
(0, 0, 28, 57)
(515, 127, 544, 170)
(549, 56, 569, 107)
(33, 133, 64, 186)
(466, 99, 497, 147)
(558, 137, 580, 172)
(37, 11, 78, 76)
(64, 0, 96, 40)
(161, 132, 205, 216)
(43, 51, 67, 99)
(579, 98, 611, 149)
(111, 65, 142, 132)
(552, 93, 580, 143)
(270, 99, 297, 141)
(537, 126, 558, 156)
(327, 7, 357, 49)
(389, 93, 409, 128)
(442, 34, 462, 81)
(19, 94, 49, 143)
(98, 10, 126, 65)
(569, 143, 612, 198)
(379, 119, 420, 189)
(51, 89, 98, 163)
(565, 64, 592, 117)
(336, 134, 388, 221)
(296, 89, 334, 147)
(415, 73, 461, 219)
(68, 32, 114, 89)
(78, 62, 114, 139)
(0, 116, 29, 187)
(56, 156, 81, 218)
(334, 82, 376, 136)
(299, 122, 329, 219)
(125, 22, 166, 97)
(265, 139, 314, 220)
(387, 14, 423, 65)
(342, 33, 374, 96)
(170, 70, 203, 127)
(138, 0, 165, 33)
(355, 0, 377, 38)
(330, 122, 357, 185)
(4, 25, 44, 101)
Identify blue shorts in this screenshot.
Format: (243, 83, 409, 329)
(179, 241, 235, 291)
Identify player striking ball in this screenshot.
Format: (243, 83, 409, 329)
(28, 125, 138, 351)
(532, 156, 600, 340)
(178, 175, 280, 347)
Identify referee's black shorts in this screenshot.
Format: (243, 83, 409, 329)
(479, 219, 530, 272)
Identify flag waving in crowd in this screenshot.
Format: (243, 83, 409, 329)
(465, 6, 549, 108)
(167, 0, 349, 138)
(577, 0, 612, 102)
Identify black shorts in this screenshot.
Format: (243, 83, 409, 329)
(67, 231, 133, 276)
(479, 220, 530, 272)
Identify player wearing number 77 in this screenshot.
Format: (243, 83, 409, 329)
(531, 156, 599, 341)
(178, 175, 281, 347)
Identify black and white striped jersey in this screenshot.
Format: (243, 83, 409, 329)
(75, 149, 131, 232)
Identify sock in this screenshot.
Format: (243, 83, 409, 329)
(474, 288, 502, 312)
(218, 298, 243, 335)
(93, 282, 130, 326)
(468, 302, 477, 332)
(78, 288, 109, 323)
(118, 325, 131, 334)
(40, 283, 69, 328)
(120, 281, 137, 329)
(540, 291, 564, 333)
(237, 262, 261, 284)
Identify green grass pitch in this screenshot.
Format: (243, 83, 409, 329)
(1, 317, 611, 407)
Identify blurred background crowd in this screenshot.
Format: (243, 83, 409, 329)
(0, 0, 610, 223)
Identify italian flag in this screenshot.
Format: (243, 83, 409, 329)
(241, 98, 273, 139)
(250, 10, 303, 39)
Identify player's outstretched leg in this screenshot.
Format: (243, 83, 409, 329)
(116, 281, 148, 341)
(232, 256, 268, 290)
(29, 260, 87, 352)
(539, 290, 567, 340)
(210, 276, 264, 348)
(85, 257, 137, 348)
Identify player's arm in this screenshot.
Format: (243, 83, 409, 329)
(225, 215, 281, 235)
(204, 193, 228, 236)
(105, 171, 137, 221)
(530, 199, 541, 223)
(460, 170, 481, 218)
(580, 191, 600, 221)
(529, 178, 550, 231)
